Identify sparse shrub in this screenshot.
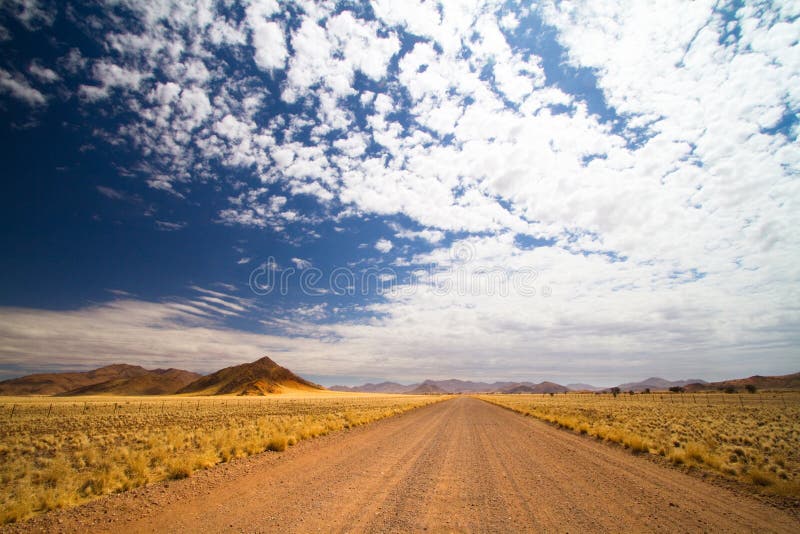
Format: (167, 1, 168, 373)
(624, 435, 650, 454)
(685, 442, 707, 463)
(748, 468, 775, 486)
(165, 457, 193, 480)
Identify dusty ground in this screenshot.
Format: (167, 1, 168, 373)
(5, 397, 798, 533)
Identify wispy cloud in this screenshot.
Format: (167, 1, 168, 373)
(155, 220, 186, 231)
(96, 185, 126, 200)
(291, 257, 312, 269)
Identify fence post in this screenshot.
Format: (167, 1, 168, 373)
(47, 404, 52, 418)
(9, 404, 15, 420)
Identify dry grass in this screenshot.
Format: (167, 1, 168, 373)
(0, 393, 444, 523)
(480, 391, 800, 498)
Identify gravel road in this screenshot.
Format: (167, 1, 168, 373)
(8, 397, 798, 533)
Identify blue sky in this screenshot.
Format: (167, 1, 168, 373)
(0, 0, 798, 387)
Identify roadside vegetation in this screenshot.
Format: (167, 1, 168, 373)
(0, 394, 444, 523)
(480, 391, 800, 498)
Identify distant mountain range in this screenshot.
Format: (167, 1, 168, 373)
(1, 360, 798, 397)
(684, 372, 800, 392)
(330, 378, 569, 394)
(0, 357, 322, 396)
(566, 383, 604, 392)
(332, 372, 800, 394)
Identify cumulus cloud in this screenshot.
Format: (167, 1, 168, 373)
(246, 1, 287, 71)
(0, 68, 46, 106)
(28, 61, 59, 83)
(393, 226, 445, 244)
(375, 238, 393, 253)
(78, 61, 147, 101)
(2, 0, 56, 31)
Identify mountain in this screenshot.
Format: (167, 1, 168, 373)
(0, 364, 190, 396)
(684, 372, 800, 392)
(502, 384, 538, 394)
(530, 381, 570, 394)
(614, 377, 708, 392)
(335, 379, 570, 394)
(60, 368, 201, 396)
(329, 382, 414, 393)
(566, 383, 603, 392)
(407, 381, 450, 394)
(177, 356, 323, 396)
(501, 381, 569, 394)
(418, 379, 515, 393)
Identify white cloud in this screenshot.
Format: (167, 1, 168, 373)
(282, 10, 400, 102)
(237, 257, 252, 265)
(96, 185, 125, 200)
(3, 0, 56, 30)
(0, 68, 45, 106)
(155, 220, 186, 231)
(375, 238, 393, 253)
(291, 257, 312, 269)
(395, 228, 445, 244)
(28, 61, 59, 83)
(79, 61, 146, 101)
(246, 1, 287, 71)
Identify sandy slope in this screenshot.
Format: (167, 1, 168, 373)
(7, 397, 798, 533)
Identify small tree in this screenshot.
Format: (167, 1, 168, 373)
(644, 388, 651, 394)
(669, 386, 685, 393)
(745, 384, 757, 394)
(611, 387, 621, 397)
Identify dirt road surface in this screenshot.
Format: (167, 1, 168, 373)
(8, 397, 798, 533)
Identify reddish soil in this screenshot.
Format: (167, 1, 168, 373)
(6, 397, 798, 533)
